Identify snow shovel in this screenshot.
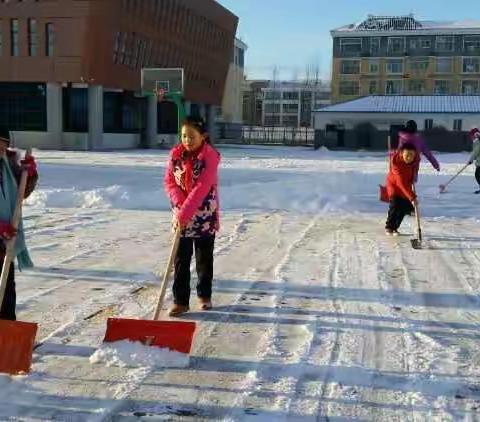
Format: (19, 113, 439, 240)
(103, 227, 196, 354)
(411, 198, 423, 250)
(439, 162, 470, 193)
(0, 148, 38, 375)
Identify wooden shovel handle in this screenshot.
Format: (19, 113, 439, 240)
(152, 226, 182, 320)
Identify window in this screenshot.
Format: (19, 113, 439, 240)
(462, 80, 480, 94)
(340, 38, 362, 56)
(264, 115, 280, 126)
(341, 60, 360, 74)
(264, 103, 280, 113)
(368, 59, 379, 74)
(339, 80, 359, 96)
(464, 36, 480, 54)
(409, 80, 426, 93)
(434, 80, 450, 94)
(388, 37, 405, 54)
(463, 57, 480, 73)
(264, 91, 281, 100)
(28, 19, 38, 56)
(409, 59, 429, 73)
(63, 88, 88, 132)
(420, 39, 431, 49)
(113, 31, 121, 63)
(11, 19, 19, 56)
(369, 80, 378, 94)
(283, 91, 299, 100)
(453, 119, 463, 131)
(386, 80, 403, 95)
(0, 83, 47, 131)
(282, 115, 298, 127)
(46, 23, 54, 57)
(425, 119, 433, 130)
(369, 37, 381, 56)
(282, 103, 298, 113)
(119, 32, 127, 64)
(436, 57, 452, 73)
(436, 36, 454, 52)
(386, 59, 403, 74)
(104, 92, 144, 133)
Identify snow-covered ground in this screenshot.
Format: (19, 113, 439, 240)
(1, 145, 480, 421)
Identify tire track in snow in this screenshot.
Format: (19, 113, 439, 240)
(221, 215, 323, 421)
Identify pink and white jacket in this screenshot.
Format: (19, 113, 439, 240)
(164, 143, 220, 238)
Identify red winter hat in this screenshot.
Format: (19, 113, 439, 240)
(469, 127, 480, 140)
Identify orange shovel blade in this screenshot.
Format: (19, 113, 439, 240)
(0, 320, 38, 375)
(103, 318, 196, 354)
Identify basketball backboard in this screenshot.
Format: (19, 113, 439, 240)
(141, 68, 184, 97)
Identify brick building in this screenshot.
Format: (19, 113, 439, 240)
(0, 0, 238, 150)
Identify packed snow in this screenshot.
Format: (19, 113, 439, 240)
(0, 145, 479, 421)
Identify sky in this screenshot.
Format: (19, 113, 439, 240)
(216, 0, 479, 81)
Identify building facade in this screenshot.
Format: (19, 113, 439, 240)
(219, 38, 247, 124)
(261, 81, 331, 127)
(242, 79, 269, 126)
(0, 0, 238, 150)
(314, 95, 480, 152)
(331, 15, 480, 104)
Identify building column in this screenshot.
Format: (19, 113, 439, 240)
(207, 104, 216, 142)
(46, 82, 63, 148)
(184, 100, 192, 116)
(88, 85, 103, 150)
(146, 95, 158, 148)
(199, 104, 206, 121)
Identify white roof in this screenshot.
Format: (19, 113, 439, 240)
(315, 96, 480, 114)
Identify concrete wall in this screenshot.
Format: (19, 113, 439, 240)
(102, 134, 139, 149)
(63, 133, 89, 150)
(155, 134, 178, 148)
(315, 128, 471, 152)
(10, 131, 60, 150)
(12, 131, 141, 151)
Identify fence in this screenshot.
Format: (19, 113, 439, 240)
(215, 123, 314, 146)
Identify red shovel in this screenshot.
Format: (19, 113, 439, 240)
(103, 227, 196, 354)
(0, 148, 38, 375)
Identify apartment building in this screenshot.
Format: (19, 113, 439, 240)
(331, 15, 480, 103)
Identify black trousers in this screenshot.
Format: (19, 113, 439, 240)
(385, 196, 414, 231)
(476, 166, 480, 187)
(173, 236, 215, 306)
(0, 261, 16, 321)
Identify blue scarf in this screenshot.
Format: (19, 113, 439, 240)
(0, 156, 33, 270)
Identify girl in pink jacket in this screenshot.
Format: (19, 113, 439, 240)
(164, 116, 220, 317)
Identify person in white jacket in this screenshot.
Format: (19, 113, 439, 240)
(468, 128, 480, 194)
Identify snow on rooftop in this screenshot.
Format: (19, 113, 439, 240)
(333, 15, 480, 33)
(316, 96, 480, 114)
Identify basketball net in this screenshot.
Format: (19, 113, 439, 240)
(154, 88, 166, 103)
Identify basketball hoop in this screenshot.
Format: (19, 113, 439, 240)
(155, 88, 166, 102)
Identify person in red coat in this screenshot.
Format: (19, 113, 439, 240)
(385, 142, 419, 236)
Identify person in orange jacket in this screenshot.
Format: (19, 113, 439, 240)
(385, 142, 419, 236)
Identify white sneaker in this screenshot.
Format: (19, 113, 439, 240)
(385, 229, 394, 236)
(392, 230, 400, 237)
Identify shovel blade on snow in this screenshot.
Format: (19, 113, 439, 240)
(103, 318, 196, 354)
(0, 320, 38, 375)
(411, 239, 422, 249)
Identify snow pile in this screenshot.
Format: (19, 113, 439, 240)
(89, 340, 190, 368)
